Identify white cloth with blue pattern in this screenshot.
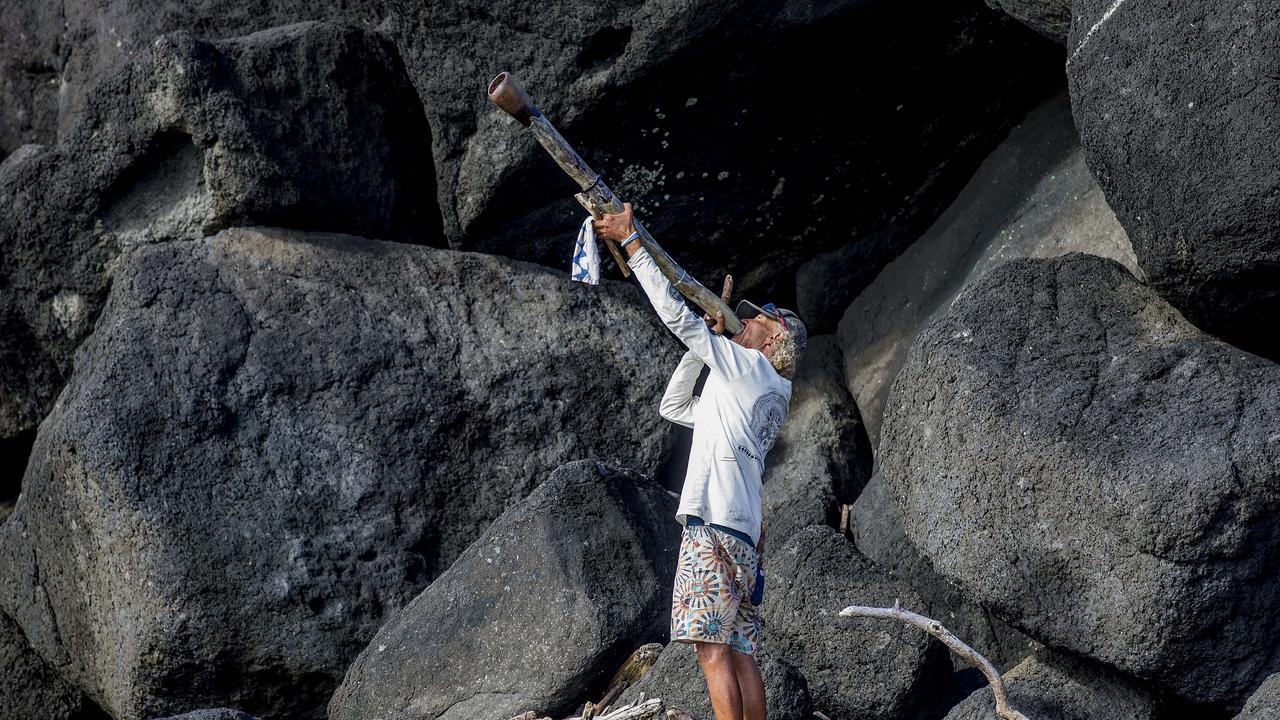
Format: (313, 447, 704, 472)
(570, 215, 601, 285)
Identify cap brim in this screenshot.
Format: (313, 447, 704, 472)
(735, 300, 767, 321)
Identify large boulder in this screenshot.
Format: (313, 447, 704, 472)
(878, 252, 1280, 705)
(0, 21, 439, 455)
(329, 459, 680, 720)
(614, 642, 813, 720)
(943, 648, 1158, 720)
(762, 525, 950, 720)
(761, 335, 871, 551)
(1236, 674, 1280, 720)
(830, 91, 1139, 446)
(1067, 0, 1280, 359)
(0, 226, 680, 720)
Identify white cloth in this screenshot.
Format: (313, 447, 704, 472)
(626, 246, 792, 548)
(570, 215, 601, 284)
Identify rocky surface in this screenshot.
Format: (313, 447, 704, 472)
(943, 648, 1159, 720)
(761, 336, 872, 551)
(761, 525, 950, 720)
(0, 609, 105, 719)
(329, 459, 679, 720)
(615, 641, 812, 720)
(0, 21, 439, 455)
(0, 226, 679, 720)
(1067, 0, 1280, 359)
(983, 0, 1071, 44)
(878, 253, 1280, 705)
(829, 90, 1138, 446)
(152, 710, 262, 720)
(1236, 673, 1280, 719)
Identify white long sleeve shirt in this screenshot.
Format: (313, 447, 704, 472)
(627, 246, 792, 547)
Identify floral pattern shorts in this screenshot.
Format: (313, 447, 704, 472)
(670, 522, 763, 655)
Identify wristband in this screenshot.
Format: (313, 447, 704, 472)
(620, 231, 641, 248)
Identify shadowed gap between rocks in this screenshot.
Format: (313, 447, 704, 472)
(0, 427, 35, 523)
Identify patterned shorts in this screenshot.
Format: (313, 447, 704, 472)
(670, 523, 763, 656)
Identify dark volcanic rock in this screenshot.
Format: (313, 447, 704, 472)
(1067, 0, 1280, 359)
(152, 710, 261, 720)
(615, 641, 812, 720)
(329, 459, 680, 720)
(761, 336, 871, 551)
(943, 648, 1158, 720)
(0, 609, 102, 720)
(0, 226, 679, 720)
(1237, 674, 1280, 719)
(878, 253, 1280, 705)
(762, 525, 950, 720)
(0, 21, 439, 452)
(850, 472, 1033, 672)
(830, 91, 1138, 446)
(983, 0, 1071, 44)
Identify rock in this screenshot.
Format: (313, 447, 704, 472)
(761, 336, 871, 551)
(1237, 674, 1280, 720)
(1067, 0, 1280, 359)
(0, 21, 439, 453)
(614, 641, 812, 720)
(151, 711, 261, 720)
(878, 252, 1280, 705)
(943, 648, 1158, 720)
(831, 91, 1139, 447)
(328, 459, 680, 720)
(0, 226, 680, 720)
(849, 472, 1033, 672)
(761, 525, 950, 720)
(0, 609, 103, 720)
(983, 0, 1071, 44)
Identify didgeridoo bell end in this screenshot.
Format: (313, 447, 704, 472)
(488, 71, 537, 126)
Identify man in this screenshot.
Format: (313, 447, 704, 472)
(592, 203, 807, 720)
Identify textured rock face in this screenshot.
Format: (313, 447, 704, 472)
(615, 641, 812, 720)
(0, 21, 439, 449)
(0, 226, 679, 720)
(0, 609, 102, 720)
(762, 525, 950, 720)
(1237, 674, 1280, 719)
(329, 460, 680, 720)
(878, 253, 1280, 705)
(831, 91, 1138, 447)
(983, 0, 1071, 44)
(761, 336, 871, 551)
(943, 649, 1158, 720)
(153, 711, 262, 720)
(1067, 0, 1280, 359)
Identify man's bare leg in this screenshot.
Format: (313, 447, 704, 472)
(695, 641, 742, 720)
(732, 650, 765, 720)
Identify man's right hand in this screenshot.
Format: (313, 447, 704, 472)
(703, 310, 726, 335)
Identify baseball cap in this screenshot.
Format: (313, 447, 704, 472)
(735, 300, 808, 350)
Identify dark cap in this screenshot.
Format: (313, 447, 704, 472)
(735, 300, 808, 350)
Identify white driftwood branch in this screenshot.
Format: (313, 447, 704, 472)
(597, 698, 663, 719)
(839, 599, 1030, 720)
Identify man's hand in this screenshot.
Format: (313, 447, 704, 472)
(703, 310, 727, 335)
(591, 202, 637, 244)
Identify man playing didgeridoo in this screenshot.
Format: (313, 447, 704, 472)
(593, 203, 807, 720)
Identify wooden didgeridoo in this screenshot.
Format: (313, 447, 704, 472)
(486, 71, 744, 337)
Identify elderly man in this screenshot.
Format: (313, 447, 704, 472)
(593, 203, 807, 720)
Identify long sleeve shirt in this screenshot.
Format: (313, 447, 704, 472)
(626, 246, 792, 547)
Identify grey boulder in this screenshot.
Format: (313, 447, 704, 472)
(1236, 674, 1280, 720)
(0, 226, 679, 720)
(878, 252, 1280, 705)
(328, 459, 680, 720)
(1067, 0, 1280, 359)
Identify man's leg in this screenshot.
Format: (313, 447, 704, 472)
(732, 650, 765, 720)
(695, 641, 742, 720)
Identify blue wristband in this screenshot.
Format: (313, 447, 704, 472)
(621, 231, 641, 248)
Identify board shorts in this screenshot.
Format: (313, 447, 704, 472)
(670, 521, 763, 656)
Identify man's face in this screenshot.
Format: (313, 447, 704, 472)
(731, 313, 784, 353)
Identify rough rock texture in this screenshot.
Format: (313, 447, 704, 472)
(761, 525, 950, 720)
(1067, 0, 1280, 359)
(0, 226, 680, 720)
(152, 711, 261, 720)
(761, 336, 871, 551)
(878, 253, 1280, 705)
(943, 648, 1159, 720)
(0, 21, 439, 452)
(0, 609, 104, 720)
(329, 459, 680, 720)
(850, 472, 1033, 672)
(829, 91, 1139, 446)
(983, 0, 1070, 44)
(1237, 673, 1280, 719)
(615, 641, 812, 720)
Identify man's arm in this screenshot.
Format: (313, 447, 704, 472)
(659, 350, 703, 427)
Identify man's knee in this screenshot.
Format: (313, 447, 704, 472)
(695, 640, 733, 665)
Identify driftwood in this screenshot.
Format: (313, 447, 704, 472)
(839, 600, 1030, 720)
(585, 643, 664, 719)
(487, 71, 745, 336)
